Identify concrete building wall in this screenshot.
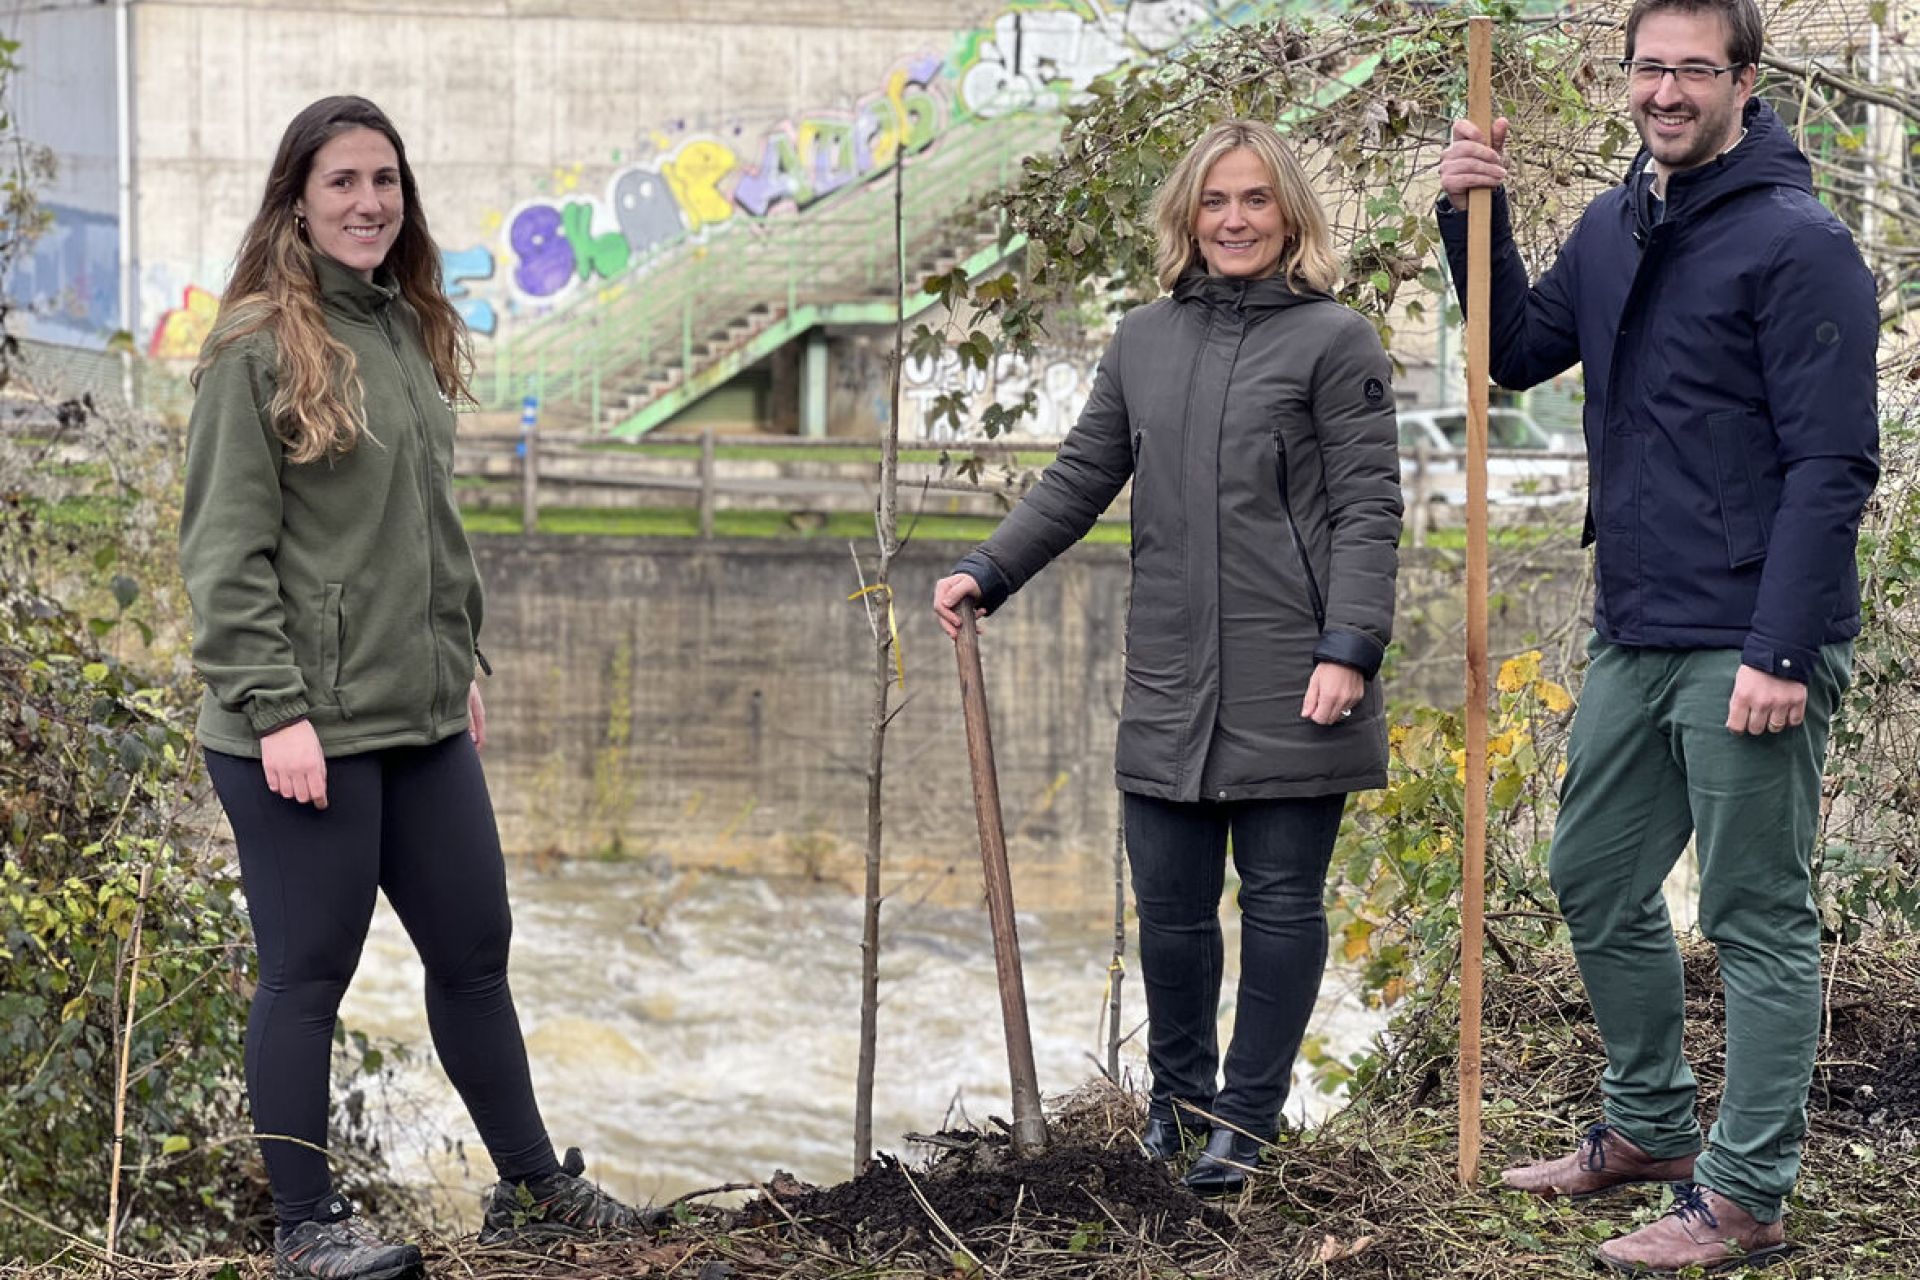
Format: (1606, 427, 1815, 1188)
(130, 0, 1221, 355)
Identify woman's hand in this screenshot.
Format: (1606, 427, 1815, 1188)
(1300, 661, 1365, 726)
(260, 719, 329, 809)
(468, 681, 488, 752)
(931, 573, 986, 640)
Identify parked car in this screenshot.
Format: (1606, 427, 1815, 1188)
(1396, 406, 1584, 506)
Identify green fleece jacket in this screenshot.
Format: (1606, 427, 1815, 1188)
(179, 253, 484, 757)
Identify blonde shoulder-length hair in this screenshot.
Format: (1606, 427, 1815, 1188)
(1150, 119, 1340, 295)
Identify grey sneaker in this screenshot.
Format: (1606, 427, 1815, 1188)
(274, 1194, 422, 1280)
(477, 1147, 651, 1244)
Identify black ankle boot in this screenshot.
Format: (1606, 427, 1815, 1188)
(1139, 1116, 1204, 1161)
(1180, 1128, 1268, 1196)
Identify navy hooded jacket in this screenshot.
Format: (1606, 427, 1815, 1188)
(1438, 99, 1879, 683)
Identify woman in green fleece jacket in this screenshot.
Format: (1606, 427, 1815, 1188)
(179, 97, 645, 1279)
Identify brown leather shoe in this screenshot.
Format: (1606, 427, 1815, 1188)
(1596, 1184, 1791, 1275)
(1500, 1122, 1697, 1201)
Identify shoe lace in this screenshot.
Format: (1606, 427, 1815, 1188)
(322, 1217, 383, 1248)
(1576, 1122, 1615, 1173)
(1668, 1183, 1721, 1231)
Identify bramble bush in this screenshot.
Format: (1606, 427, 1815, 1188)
(0, 501, 258, 1258)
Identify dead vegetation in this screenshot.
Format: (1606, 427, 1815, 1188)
(8, 935, 1913, 1279)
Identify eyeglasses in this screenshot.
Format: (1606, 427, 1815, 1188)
(1617, 59, 1747, 85)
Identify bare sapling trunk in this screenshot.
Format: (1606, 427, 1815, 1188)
(853, 152, 907, 1172)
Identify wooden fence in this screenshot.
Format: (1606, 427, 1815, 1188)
(454, 426, 1588, 545)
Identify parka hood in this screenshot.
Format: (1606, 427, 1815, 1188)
(1623, 99, 1811, 223)
(1172, 269, 1332, 314)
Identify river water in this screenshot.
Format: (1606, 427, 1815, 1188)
(336, 857, 1384, 1225)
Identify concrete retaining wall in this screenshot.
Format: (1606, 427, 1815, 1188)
(471, 535, 1592, 906)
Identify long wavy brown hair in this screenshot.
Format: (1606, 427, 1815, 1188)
(193, 96, 472, 463)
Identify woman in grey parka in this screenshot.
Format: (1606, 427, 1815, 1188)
(933, 120, 1402, 1195)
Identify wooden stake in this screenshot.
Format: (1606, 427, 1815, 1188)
(954, 599, 1047, 1154)
(1459, 14, 1494, 1188)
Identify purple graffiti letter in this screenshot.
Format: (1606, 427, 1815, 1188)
(511, 205, 574, 297)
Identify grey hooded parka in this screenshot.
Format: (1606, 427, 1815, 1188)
(954, 272, 1403, 803)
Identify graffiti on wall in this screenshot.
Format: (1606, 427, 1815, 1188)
(140, 0, 1231, 353)
(443, 245, 499, 335)
(463, 1, 1227, 326)
(956, 0, 1208, 118)
(499, 56, 945, 305)
(147, 285, 220, 360)
(732, 61, 943, 215)
(902, 346, 1099, 442)
(145, 248, 503, 360)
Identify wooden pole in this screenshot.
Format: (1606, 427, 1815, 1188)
(1459, 14, 1493, 1188)
(953, 599, 1048, 1155)
(698, 425, 717, 540)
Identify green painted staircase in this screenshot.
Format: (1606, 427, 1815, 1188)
(473, 111, 1062, 436)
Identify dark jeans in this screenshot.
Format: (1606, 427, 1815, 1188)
(1124, 791, 1346, 1140)
(207, 733, 559, 1229)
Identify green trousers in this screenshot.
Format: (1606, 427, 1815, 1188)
(1547, 635, 1851, 1224)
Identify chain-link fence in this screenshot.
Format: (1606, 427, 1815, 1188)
(10, 338, 194, 422)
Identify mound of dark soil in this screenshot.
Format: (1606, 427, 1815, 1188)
(748, 1134, 1229, 1256)
(1816, 1032, 1920, 1141)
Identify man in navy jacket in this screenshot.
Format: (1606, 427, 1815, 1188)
(1438, 0, 1878, 1271)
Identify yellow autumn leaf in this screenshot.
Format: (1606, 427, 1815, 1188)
(1536, 679, 1574, 712)
(1496, 650, 1543, 693)
(1450, 747, 1467, 781)
(1341, 919, 1374, 963)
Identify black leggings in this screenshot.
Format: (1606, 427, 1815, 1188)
(1124, 791, 1347, 1140)
(207, 733, 559, 1229)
